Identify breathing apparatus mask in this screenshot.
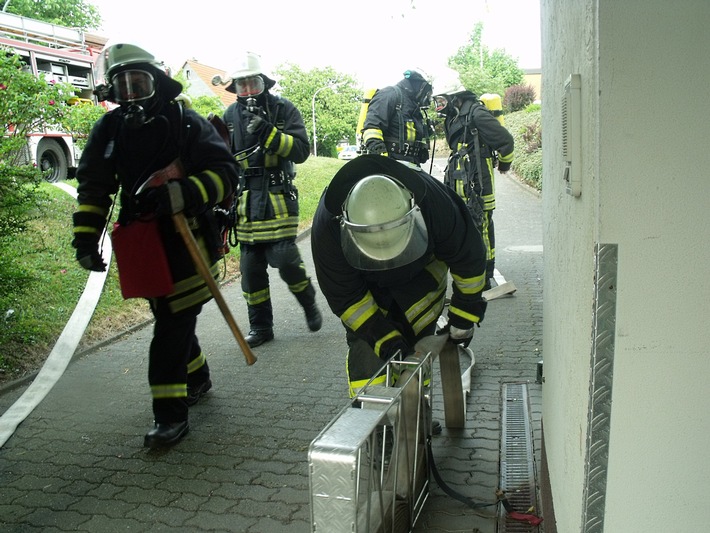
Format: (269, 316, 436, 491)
(403, 69, 433, 108)
(434, 95, 452, 117)
(112, 69, 158, 128)
(93, 42, 181, 129)
(235, 75, 266, 112)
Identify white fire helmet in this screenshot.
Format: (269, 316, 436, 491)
(93, 41, 180, 105)
(225, 51, 273, 96)
(432, 68, 468, 112)
(340, 174, 428, 270)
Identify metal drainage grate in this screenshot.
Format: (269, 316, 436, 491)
(498, 383, 539, 533)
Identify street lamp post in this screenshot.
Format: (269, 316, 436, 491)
(311, 85, 336, 157)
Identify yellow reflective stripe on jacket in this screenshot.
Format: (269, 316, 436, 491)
(362, 128, 384, 144)
(167, 261, 221, 313)
(273, 131, 294, 158)
(190, 169, 227, 204)
(404, 120, 416, 142)
(448, 304, 481, 324)
(73, 225, 103, 237)
(341, 292, 379, 331)
(151, 383, 187, 399)
(483, 159, 495, 210)
(76, 204, 109, 216)
(451, 271, 486, 295)
(235, 217, 299, 242)
(498, 151, 514, 163)
(407, 262, 448, 335)
(373, 329, 401, 358)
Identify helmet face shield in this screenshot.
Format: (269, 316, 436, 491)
(340, 205, 428, 270)
(434, 95, 448, 113)
(339, 174, 429, 270)
(235, 75, 264, 98)
(111, 70, 155, 104)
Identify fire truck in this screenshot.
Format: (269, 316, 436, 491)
(0, 11, 107, 181)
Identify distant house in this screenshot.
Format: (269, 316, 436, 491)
(178, 59, 235, 108)
(523, 68, 542, 103)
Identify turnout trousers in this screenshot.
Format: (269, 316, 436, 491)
(240, 239, 317, 331)
(148, 298, 210, 423)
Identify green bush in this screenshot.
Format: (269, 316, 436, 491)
(505, 109, 543, 190)
(503, 84, 536, 113)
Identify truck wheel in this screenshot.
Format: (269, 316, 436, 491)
(37, 139, 68, 182)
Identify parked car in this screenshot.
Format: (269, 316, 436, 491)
(338, 145, 359, 160)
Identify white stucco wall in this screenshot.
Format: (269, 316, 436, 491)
(542, 1, 710, 531)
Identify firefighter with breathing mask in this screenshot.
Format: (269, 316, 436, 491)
(361, 69, 434, 166)
(221, 52, 322, 348)
(434, 77, 514, 289)
(310, 155, 488, 396)
(72, 42, 239, 448)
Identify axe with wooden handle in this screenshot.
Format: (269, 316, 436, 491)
(137, 160, 256, 366)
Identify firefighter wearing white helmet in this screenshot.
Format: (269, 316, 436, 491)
(311, 155, 488, 397)
(221, 52, 322, 348)
(360, 69, 433, 166)
(433, 75, 514, 289)
(73, 42, 240, 449)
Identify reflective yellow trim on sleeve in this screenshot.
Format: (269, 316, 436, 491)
(362, 128, 384, 143)
(341, 292, 379, 331)
(76, 204, 109, 216)
(448, 305, 481, 324)
(451, 272, 486, 295)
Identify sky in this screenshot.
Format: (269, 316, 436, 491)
(87, 0, 540, 89)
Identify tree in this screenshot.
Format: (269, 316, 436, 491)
(273, 64, 362, 157)
(0, 50, 86, 241)
(4, 0, 101, 31)
(448, 22, 524, 97)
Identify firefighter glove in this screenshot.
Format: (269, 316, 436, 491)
(382, 337, 412, 362)
(76, 247, 106, 272)
(449, 325, 474, 348)
(498, 161, 511, 173)
(149, 180, 198, 215)
(245, 112, 272, 142)
(365, 139, 387, 155)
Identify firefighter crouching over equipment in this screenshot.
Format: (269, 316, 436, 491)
(71, 42, 239, 448)
(361, 69, 433, 166)
(434, 80, 514, 289)
(310, 155, 488, 396)
(221, 52, 322, 348)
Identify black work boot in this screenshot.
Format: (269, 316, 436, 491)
(186, 379, 212, 406)
(304, 304, 322, 332)
(245, 329, 274, 347)
(144, 421, 189, 449)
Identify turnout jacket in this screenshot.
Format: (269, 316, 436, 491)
(72, 101, 239, 312)
(223, 93, 310, 244)
(361, 80, 430, 164)
(443, 98, 514, 211)
(311, 155, 487, 360)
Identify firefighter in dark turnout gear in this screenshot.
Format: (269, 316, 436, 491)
(222, 52, 322, 348)
(361, 69, 433, 166)
(434, 80, 514, 287)
(72, 43, 239, 448)
(311, 155, 487, 396)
